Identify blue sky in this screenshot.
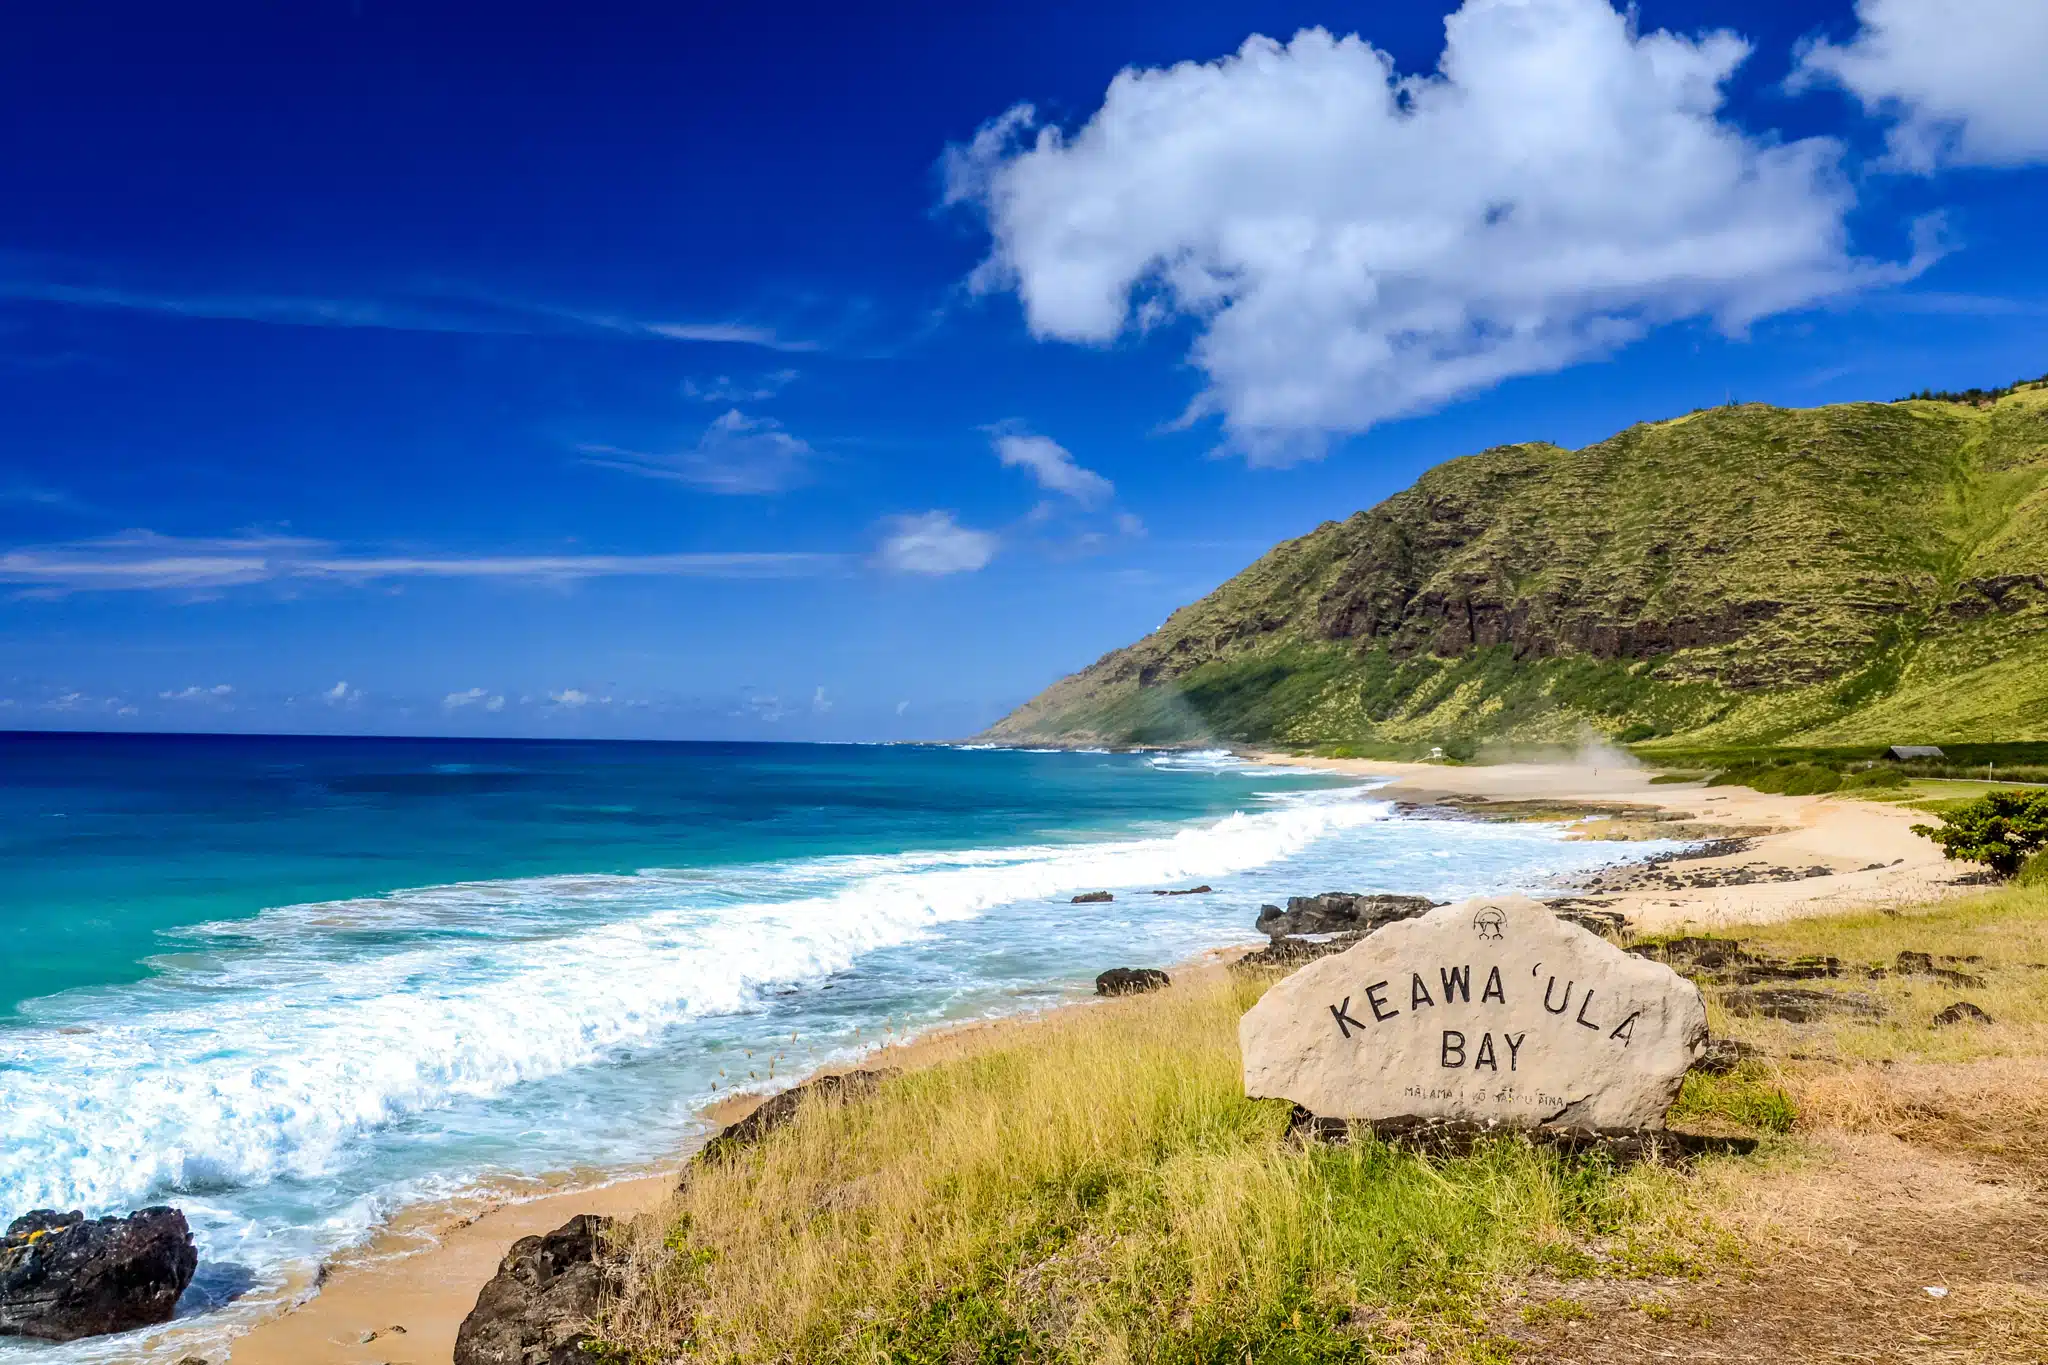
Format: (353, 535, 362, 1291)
(3, 0, 2045, 741)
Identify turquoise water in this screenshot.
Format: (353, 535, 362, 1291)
(0, 734, 1669, 1360)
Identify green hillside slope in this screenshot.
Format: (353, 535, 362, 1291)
(984, 388, 2048, 751)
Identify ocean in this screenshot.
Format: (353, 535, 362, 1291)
(0, 733, 1672, 1360)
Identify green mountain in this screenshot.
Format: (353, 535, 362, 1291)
(985, 388, 2048, 753)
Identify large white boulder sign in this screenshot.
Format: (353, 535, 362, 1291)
(1241, 895, 1707, 1130)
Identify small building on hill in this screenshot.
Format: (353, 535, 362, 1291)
(1885, 745, 1946, 761)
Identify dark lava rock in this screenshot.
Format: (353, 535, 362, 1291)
(1550, 903, 1627, 937)
(1095, 967, 1170, 996)
(0, 1207, 197, 1343)
(696, 1069, 898, 1166)
(1932, 1001, 1994, 1027)
(1631, 936, 1841, 986)
(1723, 986, 1884, 1023)
(1255, 892, 1438, 939)
(1895, 951, 1988, 989)
(1071, 891, 1114, 904)
(1691, 1037, 1760, 1075)
(453, 1213, 618, 1365)
(1286, 1109, 1756, 1162)
(1231, 933, 1364, 973)
(1150, 885, 1212, 896)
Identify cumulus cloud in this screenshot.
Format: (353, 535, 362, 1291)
(0, 529, 842, 594)
(1795, 0, 2048, 171)
(991, 429, 1114, 505)
(443, 686, 506, 712)
(322, 680, 363, 707)
(550, 688, 604, 708)
(580, 409, 814, 495)
(875, 511, 999, 575)
(811, 685, 833, 713)
(160, 683, 234, 702)
(947, 0, 1912, 463)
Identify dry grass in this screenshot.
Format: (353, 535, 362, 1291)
(602, 973, 1711, 1364)
(601, 888, 2048, 1363)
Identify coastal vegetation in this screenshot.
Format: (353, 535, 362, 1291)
(598, 885, 2048, 1362)
(1911, 789, 2048, 877)
(982, 386, 2048, 755)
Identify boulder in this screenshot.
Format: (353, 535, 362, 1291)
(1070, 891, 1114, 904)
(1932, 1001, 1993, 1027)
(1240, 895, 1707, 1130)
(0, 1206, 197, 1343)
(453, 1214, 619, 1365)
(1095, 967, 1170, 996)
(1150, 885, 1212, 896)
(696, 1069, 897, 1165)
(1254, 892, 1439, 939)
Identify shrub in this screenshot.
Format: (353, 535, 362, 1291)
(2018, 850, 2048, 888)
(1912, 790, 2048, 878)
(1841, 767, 1907, 789)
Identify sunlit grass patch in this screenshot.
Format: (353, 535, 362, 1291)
(602, 974, 1716, 1364)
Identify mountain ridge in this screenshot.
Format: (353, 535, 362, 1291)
(984, 387, 2048, 751)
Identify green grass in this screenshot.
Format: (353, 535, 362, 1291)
(604, 975, 1716, 1364)
(1669, 1066, 1798, 1134)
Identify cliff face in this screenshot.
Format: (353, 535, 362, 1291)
(985, 390, 2048, 749)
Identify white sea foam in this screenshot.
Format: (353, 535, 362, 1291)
(0, 787, 1398, 1219)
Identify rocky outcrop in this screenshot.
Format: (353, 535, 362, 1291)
(1630, 936, 1842, 985)
(1232, 934, 1363, 973)
(1895, 951, 1987, 988)
(1254, 892, 1438, 939)
(1070, 891, 1114, 904)
(453, 1214, 617, 1365)
(1723, 987, 1883, 1023)
(0, 1207, 197, 1343)
(696, 1069, 898, 1166)
(1095, 967, 1169, 996)
(1933, 1001, 1993, 1026)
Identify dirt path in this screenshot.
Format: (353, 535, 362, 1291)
(1506, 1133, 2048, 1362)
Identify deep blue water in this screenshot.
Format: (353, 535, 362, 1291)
(0, 732, 1666, 1361)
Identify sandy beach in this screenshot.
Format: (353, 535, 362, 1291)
(224, 758, 1962, 1364)
(1255, 752, 1977, 931)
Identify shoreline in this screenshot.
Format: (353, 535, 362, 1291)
(223, 759, 1959, 1363)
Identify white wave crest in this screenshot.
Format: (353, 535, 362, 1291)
(0, 788, 1390, 1217)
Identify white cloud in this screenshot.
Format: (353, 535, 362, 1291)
(550, 688, 603, 708)
(895, 700, 910, 715)
(160, 683, 234, 702)
(682, 369, 800, 403)
(947, 0, 1911, 463)
(580, 409, 815, 495)
(991, 430, 1114, 505)
(811, 685, 833, 713)
(323, 680, 362, 707)
(443, 686, 506, 712)
(0, 529, 844, 594)
(1795, 0, 2048, 171)
(875, 511, 999, 575)
(0, 279, 813, 350)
